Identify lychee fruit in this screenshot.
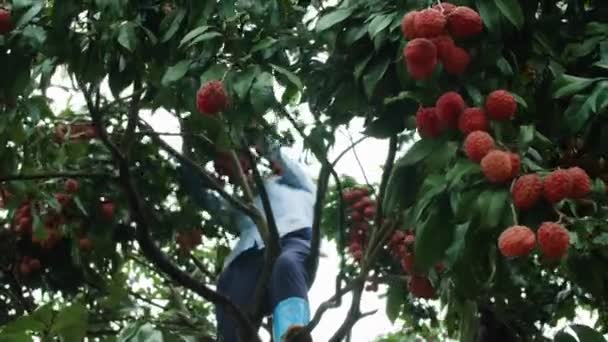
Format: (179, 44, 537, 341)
(431, 34, 456, 61)
(414, 8, 446, 38)
(485, 90, 517, 120)
(415, 107, 443, 138)
(28, 259, 41, 272)
(363, 206, 376, 219)
(537, 222, 569, 260)
(54, 193, 71, 207)
(543, 169, 572, 203)
(436, 91, 465, 128)
(509, 153, 521, 178)
(79, 238, 93, 252)
(481, 150, 513, 183)
(401, 11, 419, 39)
(65, 178, 80, 193)
(442, 45, 470, 75)
(458, 107, 488, 134)
(498, 225, 536, 257)
(407, 60, 438, 80)
(196, 80, 229, 115)
(464, 131, 495, 162)
(567, 167, 591, 199)
(447, 6, 483, 38)
(401, 253, 415, 274)
(0, 9, 12, 35)
(405, 38, 437, 65)
(432, 2, 457, 15)
(511, 174, 543, 210)
(408, 275, 436, 299)
(101, 200, 115, 220)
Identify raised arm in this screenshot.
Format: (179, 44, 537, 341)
(267, 145, 316, 194)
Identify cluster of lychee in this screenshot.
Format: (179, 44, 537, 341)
(417, 89, 516, 142)
(0, 9, 12, 35)
(10, 180, 117, 277)
(341, 187, 376, 263)
(401, 3, 483, 80)
(512, 167, 591, 209)
(387, 230, 443, 299)
(498, 222, 570, 261)
(196, 80, 229, 115)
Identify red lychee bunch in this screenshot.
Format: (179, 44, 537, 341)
(543, 169, 573, 204)
(400, 4, 483, 79)
(387, 230, 416, 273)
(79, 237, 93, 253)
(404, 38, 438, 80)
(415, 107, 444, 138)
(537, 222, 569, 261)
(498, 225, 536, 258)
(485, 90, 517, 120)
(100, 199, 115, 220)
(342, 187, 377, 263)
(567, 167, 591, 199)
(436, 91, 465, 128)
(408, 275, 437, 299)
(65, 178, 80, 193)
(0, 9, 13, 35)
(196, 80, 229, 115)
(13, 201, 33, 236)
(511, 174, 543, 210)
(458, 107, 488, 134)
(19, 256, 42, 276)
(481, 150, 515, 183)
(176, 230, 203, 253)
(463, 131, 494, 162)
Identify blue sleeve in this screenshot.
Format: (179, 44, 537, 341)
(269, 147, 316, 194)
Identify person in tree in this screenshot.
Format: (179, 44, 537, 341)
(180, 141, 316, 342)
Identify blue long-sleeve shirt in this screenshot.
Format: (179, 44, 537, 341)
(182, 147, 317, 268)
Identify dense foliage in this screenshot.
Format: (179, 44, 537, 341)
(0, 0, 607, 341)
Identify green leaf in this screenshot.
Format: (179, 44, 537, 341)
(446, 159, 481, 186)
(414, 199, 454, 272)
(232, 65, 259, 100)
(363, 57, 390, 98)
(117, 22, 138, 52)
(385, 283, 406, 323)
(495, 0, 524, 30)
(445, 222, 470, 268)
(270, 64, 303, 90)
(353, 54, 373, 82)
(250, 72, 275, 114)
(476, 0, 501, 35)
(200, 64, 228, 85)
(571, 325, 607, 342)
(161, 60, 190, 86)
(554, 331, 577, 342)
(517, 125, 535, 151)
(15, 3, 43, 29)
(316, 8, 353, 32)
(178, 25, 210, 47)
(382, 163, 419, 214)
(185, 31, 222, 48)
(161, 8, 186, 43)
(400, 139, 442, 166)
(554, 75, 600, 98)
(367, 14, 393, 39)
(50, 303, 88, 342)
(486, 189, 509, 228)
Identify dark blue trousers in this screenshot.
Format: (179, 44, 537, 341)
(216, 228, 312, 342)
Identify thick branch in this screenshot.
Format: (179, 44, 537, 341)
(241, 143, 281, 319)
(0, 172, 113, 182)
(120, 80, 143, 155)
(80, 81, 260, 342)
(374, 135, 398, 226)
(138, 121, 259, 221)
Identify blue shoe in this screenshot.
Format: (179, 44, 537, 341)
(272, 297, 310, 341)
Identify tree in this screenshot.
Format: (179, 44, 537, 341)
(0, 0, 607, 341)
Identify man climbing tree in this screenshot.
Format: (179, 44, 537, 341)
(181, 139, 316, 342)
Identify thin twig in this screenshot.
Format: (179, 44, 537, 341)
(374, 135, 398, 226)
(344, 129, 372, 190)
